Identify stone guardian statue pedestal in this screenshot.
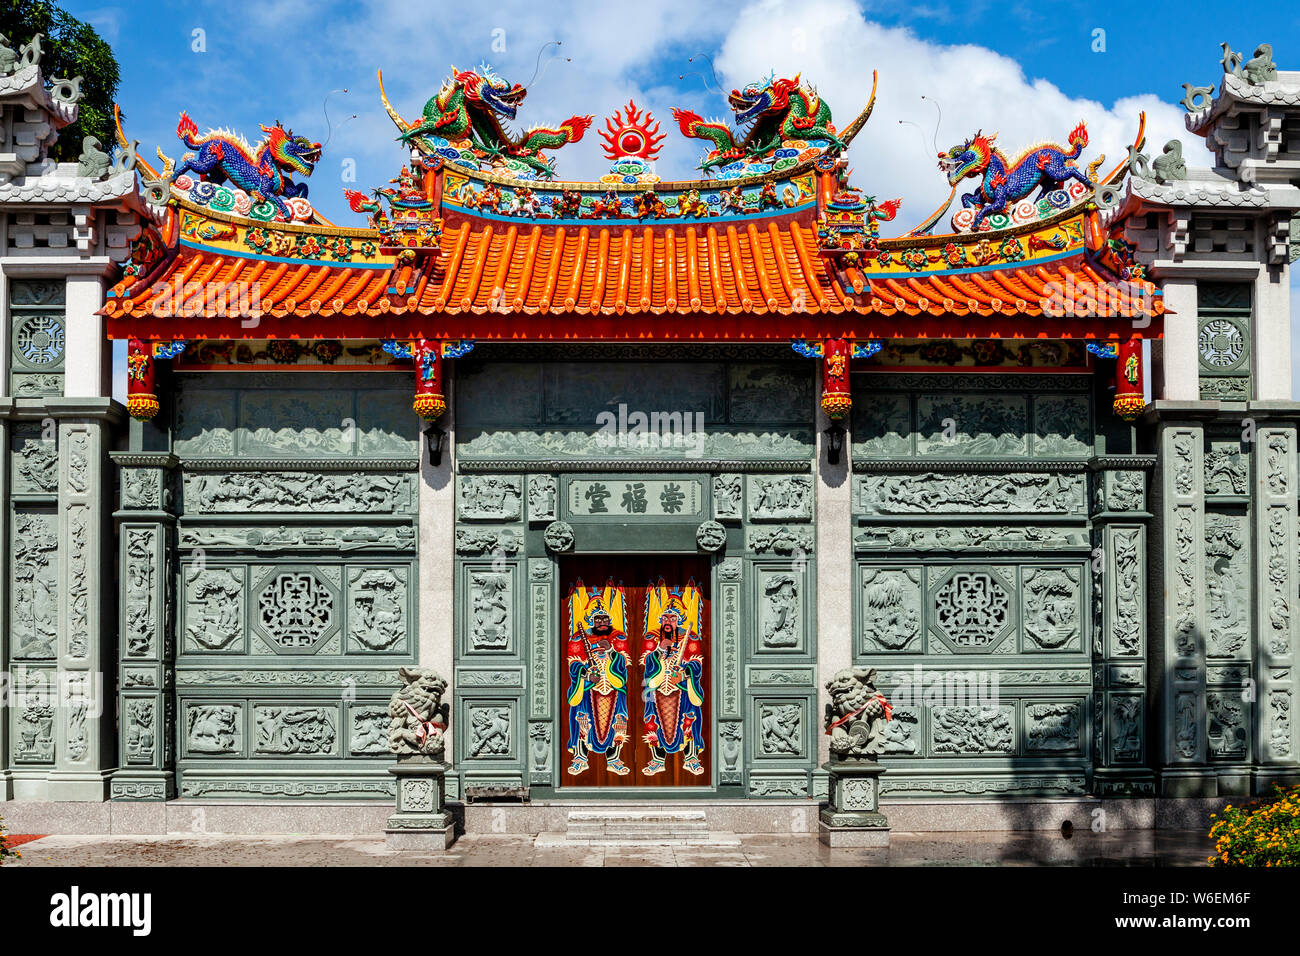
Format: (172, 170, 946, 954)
(819, 667, 891, 848)
(384, 668, 456, 850)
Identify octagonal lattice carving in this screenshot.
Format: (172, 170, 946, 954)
(931, 570, 1012, 652)
(255, 569, 338, 653)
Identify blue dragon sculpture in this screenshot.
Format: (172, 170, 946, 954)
(938, 123, 1093, 229)
(172, 113, 322, 220)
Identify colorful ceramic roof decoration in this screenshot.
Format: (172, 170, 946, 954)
(102, 63, 1166, 346)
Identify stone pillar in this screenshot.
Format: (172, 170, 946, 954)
(1090, 462, 1155, 796)
(110, 453, 179, 800)
(1252, 420, 1300, 789)
(45, 398, 120, 800)
(1252, 266, 1290, 402)
(1151, 411, 1212, 795)
(814, 377, 851, 768)
(63, 275, 109, 399)
(0, 400, 10, 800)
(419, 367, 456, 766)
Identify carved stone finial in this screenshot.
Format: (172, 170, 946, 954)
(76, 135, 110, 180)
(1221, 41, 1243, 78)
(824, 666, 890, 760)
(387, 667, 449, 759)
(19, 32, 42, 69)
(1151, 140, 1188, 184)
(1181, 83, 1214, 112)
(111, 139, 139, 175)
(0, 33, 17, 75)
(49, 75, 83, 105)
(1242, 43, 1278, 85)
(1125, 143, 1152, 180)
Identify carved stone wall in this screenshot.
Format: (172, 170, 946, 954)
(161, 372, 419, 800)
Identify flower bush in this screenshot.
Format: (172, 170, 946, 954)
(0, 814, 18, 864)
(1208, 784, 1300, 867)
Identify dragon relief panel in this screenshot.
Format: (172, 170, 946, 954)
(254, 705, 339, 756)
(1204, 512, 1250, 658)
(11, 512, 58, 660)
(859, 567, 922, 652)
(347, 568, 409, 652)
(184, 568, 245, 653)
(931, 705, 1016, 754)
(1022, 567, 1082, 652)
(857, 473, 1085, 515)
(758, 701, 805, 758)
(916, 394, 1028, 457)
(184, 472, 414, 514)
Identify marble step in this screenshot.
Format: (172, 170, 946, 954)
(536, 810, 740, 846)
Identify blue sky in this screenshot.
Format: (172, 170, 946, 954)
(62, 0, 1300, 393)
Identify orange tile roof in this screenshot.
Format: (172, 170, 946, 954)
(103, 208, 1164, 341)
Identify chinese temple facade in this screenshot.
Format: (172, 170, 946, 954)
(2, 41, 1299, 828)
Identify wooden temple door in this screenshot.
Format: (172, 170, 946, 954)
(559, 556, 711, 788)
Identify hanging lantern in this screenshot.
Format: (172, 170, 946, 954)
(411, 338, 446, 421)
(1113, 337, 1145, 422)
(126, 338, 159, 421)
(820, 338, 852, 419)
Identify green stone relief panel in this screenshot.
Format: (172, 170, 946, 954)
(9, 279, 65, 398)
(1197, 282, 1252, 402)
(851, 373, 1093, 460)
(455, 359, 815, 462)
(173, 371, 419, 459)
(10, 422, 58, 495)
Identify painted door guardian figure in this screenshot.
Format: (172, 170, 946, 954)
(641, 579, 706, 776)
(566, 581, 631, 775)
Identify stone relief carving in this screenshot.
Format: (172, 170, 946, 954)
(720, 722, 742, 776)
(1266, 433, 1289, 496)
(458, 475, 523, 520)
(1112, 528, 1143, 655)
(12, 425, 57, 493)
(16, 703, 55, 762)
(1111, 696, 1142, 761)
(529, 722, 552, 777)
(713, 474, 742, 519)
(1106, 471, 1145, 512)
(348, 568, 408, 651)
(543, 520, 574, 552)
(186, 569, 244, 652)
(468, 705, 512, 757)
(747, 526, 812, 555)
(932, 706, 1015, 754)
(696, 520, 727, 552)
(257, 571, 337, 651)
(932, 570, 1011, 650)
(121, 469, 160, 509)
(1022, 568, 1080, 650)
(854, 525, 1089, 551)
(1207, 693, 1247, 758)
(66, 505, 90, 658)
(858, 472, 1084, 515)
(1032, 396, 1091, 457)
(387, 668, 449, 759)
(66, 430, 90, 494)
(350, 707, 390, 755)
(1204, 443, 1248, 495)
(125, 699, 156, 763)
(1026, 702, 1081, 751)
(759, 703, 802, 755)
(917, 394, 1028, 457)
(186, 472, 412, 513)
(1175, 693, 1198, 758)
(748, 475, 812, 520)
(1172, 507, 1198, 656)
(182, 524, 416, 551)
(124, 527, 157, 658)
(1265, 508, 1291, 658)
(11, 512, 58, 659)
(470, 572, 512, 650)
(760, 573, 800, 649)
(882, 709, 919, 754)
(256, 707, 337, 755)
(527, 474, 557, 521)
(1204, 512, 1249, 657)
(860, 568, 921, 651)
(1269, 691, 1292, 759)
(187, 705, 240, 754)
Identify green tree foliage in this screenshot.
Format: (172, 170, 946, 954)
(1, 0, 119, 162)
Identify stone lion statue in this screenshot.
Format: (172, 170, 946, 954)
(388, 667, 449, 759)
(824, 666, 890, 759)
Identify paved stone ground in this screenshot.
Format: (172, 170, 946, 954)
(6, 829, 1213, 866)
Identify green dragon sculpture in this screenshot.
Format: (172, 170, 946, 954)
(672, 73, 843, 174)
(383, 64, 591, 179)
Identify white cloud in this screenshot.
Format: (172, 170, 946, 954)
(715, 0, 1188, 232)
